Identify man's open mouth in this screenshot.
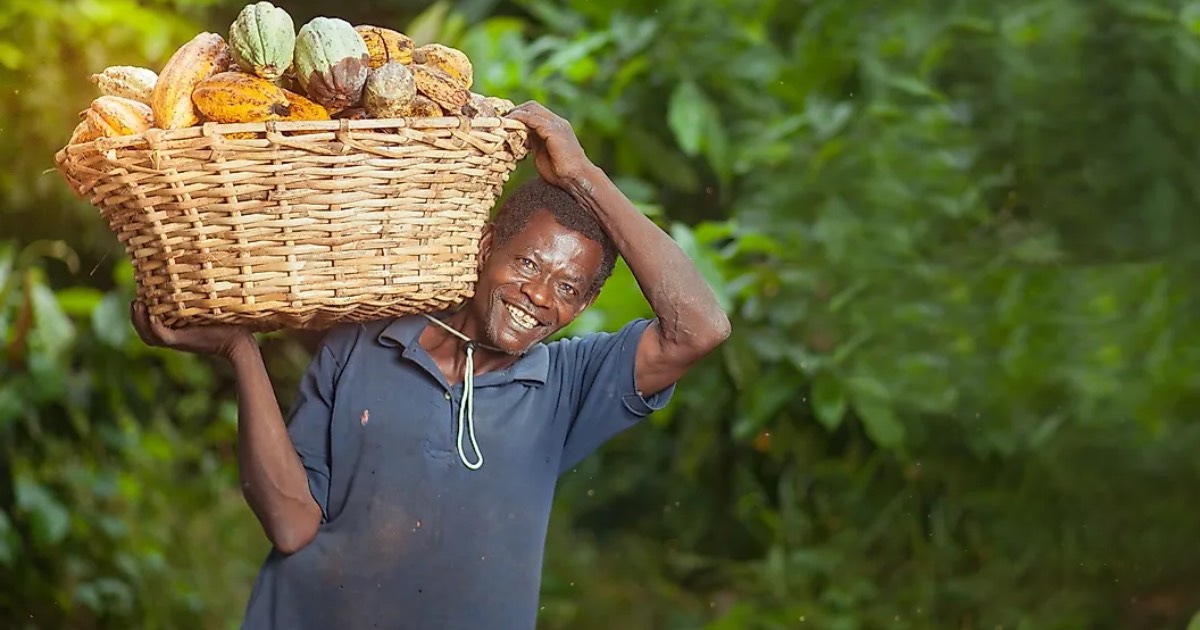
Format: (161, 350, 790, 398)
(504, 303, 542, 330)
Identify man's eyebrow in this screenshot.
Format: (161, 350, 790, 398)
(520, 250, 586, 286)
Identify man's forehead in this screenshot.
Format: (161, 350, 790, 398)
(506, 211, 590, 250)
(492, 212, 602, 279)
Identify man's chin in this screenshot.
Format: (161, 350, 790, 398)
(491, 333, 541, 356)
(485, 324, 548, 356)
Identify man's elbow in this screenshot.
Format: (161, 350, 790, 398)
(711, 311, 732, 345)
(268, 508, 322, 555)
(272, 523, 318, 555)
(685, 310, 732, 356)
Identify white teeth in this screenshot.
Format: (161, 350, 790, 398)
(505, 304, 538, 329)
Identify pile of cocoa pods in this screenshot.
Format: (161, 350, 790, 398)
(71, 1, 513, 143)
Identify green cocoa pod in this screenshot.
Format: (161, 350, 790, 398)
(294, 16, 370, 111)
(229, 2, 295, 83)
(363, 62, 416, 119)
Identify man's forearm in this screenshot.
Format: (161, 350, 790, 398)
(565, 164, 731, 349)
(228, 337, 322, 554)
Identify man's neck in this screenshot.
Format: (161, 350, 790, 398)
(420, 308, 518, 382)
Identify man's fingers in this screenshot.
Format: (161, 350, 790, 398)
(129, 300, 178, 347)
(130, 301, 159, 346)
(147, 310, 176, 346)
(510, 101, 547, 116)
(507, 108, 545, 128)
(508, 103, 561, 130)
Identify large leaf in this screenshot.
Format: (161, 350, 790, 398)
(667, 80, 720, 157)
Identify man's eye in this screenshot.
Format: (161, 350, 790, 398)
(560, 283, 577, 297)
(518, 257, 535, 270)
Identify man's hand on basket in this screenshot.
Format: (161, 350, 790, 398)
(130, 301, 254, 360)
(507, 102, 592, 190)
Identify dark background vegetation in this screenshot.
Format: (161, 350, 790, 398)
(2, 0, 1199, 628)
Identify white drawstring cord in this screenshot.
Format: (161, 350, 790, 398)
(422, 314, 484, 470)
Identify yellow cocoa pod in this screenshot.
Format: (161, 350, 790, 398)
(85, 96, 155, 136)
(411, 64, 468, 113)
(279, 90, 330, 135)
(68, 119, 102, 144)
(281, 90, 331, 121)
(404, 94, 444, 117)
(413, 43, 472, 89)
(192, 71, 292, 123)
(355, 25, 414, 68)
(152, 32, 234, 129)
(90, 66, 158, 104)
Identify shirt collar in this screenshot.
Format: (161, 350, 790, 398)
(376, 314, 550, 386)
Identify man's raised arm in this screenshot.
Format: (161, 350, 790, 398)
(508, 103, 732, 396)
(131, 302, 323, 553)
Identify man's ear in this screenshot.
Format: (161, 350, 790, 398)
(477, 224, 495, 272)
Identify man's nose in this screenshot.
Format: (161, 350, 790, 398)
(522, 278, 552, 308)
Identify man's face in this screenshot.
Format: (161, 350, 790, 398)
(470, 210, 603, 355)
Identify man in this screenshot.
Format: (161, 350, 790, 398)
(131, 101, 730, 629)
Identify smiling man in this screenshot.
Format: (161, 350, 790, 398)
(131, 101, 730, 630)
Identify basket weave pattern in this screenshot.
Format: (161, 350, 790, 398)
(54, 117, 528, 331)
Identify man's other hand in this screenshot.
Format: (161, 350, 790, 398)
(130, 301, 254, 360)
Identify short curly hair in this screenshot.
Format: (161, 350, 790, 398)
(489, 177, 617, 297)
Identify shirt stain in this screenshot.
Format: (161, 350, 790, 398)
(361, 409, 370, 426)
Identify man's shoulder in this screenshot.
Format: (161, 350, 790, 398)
(311, 318, 397, 362)
(544, 317, 655, 362)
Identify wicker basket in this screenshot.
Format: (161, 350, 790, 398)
(53, 116, 528, 331)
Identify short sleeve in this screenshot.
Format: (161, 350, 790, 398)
(285, 324, 360, 521)
(555, 318, 676, 473)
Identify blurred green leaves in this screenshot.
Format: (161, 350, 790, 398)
(3, 0, 1200, 628)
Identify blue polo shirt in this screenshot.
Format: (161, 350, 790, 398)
(240, 314, 674, 630)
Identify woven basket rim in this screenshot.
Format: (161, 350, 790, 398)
(55, 115, 529, 156)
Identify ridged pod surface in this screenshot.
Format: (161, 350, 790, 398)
(463, 92, 511, 118)
(484, 96, 515, 115)
(414, 43, 472, 89)
(90, 66, 158, 104)
(68, 119, 101, 144)
(411, 64, 468, 113)
(363, 62, 416, 119)
(192, 71, 292, 123)
(229, 1, 296, 82)
(462, 92, 494, 118)
(294, 17, 370, 110)
(355, 25, 414, 68)
(405, 94, 443, 117)
(281, 90, 331, 121)
(151, 32, 234, 129)
(84, 95, 154, 136)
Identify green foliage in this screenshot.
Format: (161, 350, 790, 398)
(2, 0, 1200, 629)
(0, 241, 266, 629)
